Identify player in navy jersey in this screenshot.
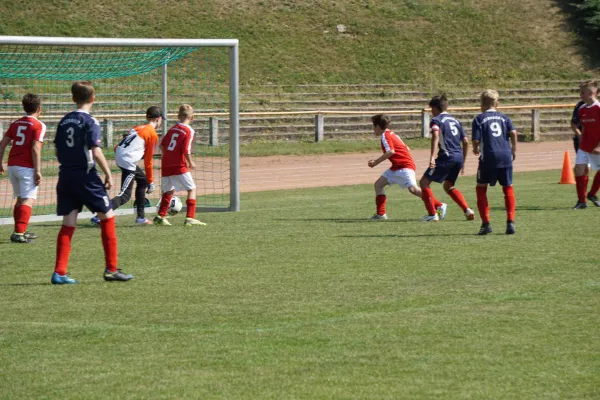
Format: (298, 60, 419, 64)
(51, 81, 133, 284)
(471, 90, 518, 235)
(420, 94, 475, 222)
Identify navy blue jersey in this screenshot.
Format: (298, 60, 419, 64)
(472, 110, 515, 168)
(571, 100, 585, 128)
(54, 110, 102, 171)
(430, 112, 465, 161)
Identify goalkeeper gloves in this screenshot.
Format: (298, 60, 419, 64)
(146, 183, 155, 194)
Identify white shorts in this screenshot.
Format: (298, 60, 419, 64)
(161, 172, 196, 193)
(7, 166, 38, 199)
(382, 168, 417, 189)
(575, 149, 600, 171)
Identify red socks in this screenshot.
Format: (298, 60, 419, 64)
(376, 195, 386, 216)
(476, 186, 490, 223)
(55, 225, 76, 275)
(421, 188, 437, 216)
(502, 186, 516, 222)
(100, 217, 118, 273)
(158, 193, 173, 217)
(54, 218, 118, 275)
(13, 204, 32, 234)
(589, 171, 600, 197)
(186, 199, 196, 219)
(576, 175, 589, 203)
(448, 188, 469, 212)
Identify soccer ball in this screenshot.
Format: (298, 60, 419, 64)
(168, 196, 183, 216)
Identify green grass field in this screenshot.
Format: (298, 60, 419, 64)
(1, 170, 599, 399)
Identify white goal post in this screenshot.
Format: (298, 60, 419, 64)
(0, 36, 240, 224)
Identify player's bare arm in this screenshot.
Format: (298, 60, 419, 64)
(92, 146, 114, 190)
(368, 150, 394, 168)
(570, 121, 582, 139)
(429, 129, 439, 169)
(0, 136, 10, 174)
(32, 140, 43, 186)
(472, 140, 480, 156)
(185, 153, 196, 170)
(510, 130, 517, 161)
(461, 137, 469, 175)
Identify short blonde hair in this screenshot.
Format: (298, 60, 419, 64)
(178, 104, 194, 121)
(580, 80, 598, 93)
(480, 89, 499, 109)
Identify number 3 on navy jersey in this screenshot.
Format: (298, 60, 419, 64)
(490, 122, 502, 137)
(167, 133, 179, 151)
(65, 127, 75, 147)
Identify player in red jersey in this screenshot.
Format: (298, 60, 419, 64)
(367, 114, 422, 220)
(0, 94, 46, 243)
(573, 80, 600, 209)
(153, 104, 206, 226)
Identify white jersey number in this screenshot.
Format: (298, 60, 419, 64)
(490, 122, 502, 137)
(65, 127, 75, 147)
(15, 125, 27, 145)
(449, 122, 459, 136)
(167, 133, 179, 151)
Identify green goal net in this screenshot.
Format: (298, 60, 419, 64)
(0, 37, 239, 223)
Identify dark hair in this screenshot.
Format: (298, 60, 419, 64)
(372, 114, 390, 130)
(429, 94, 449, 111)
(22, 93, 40, 114)
(71, 81, 95, 104)
(146, 106, 163, 119)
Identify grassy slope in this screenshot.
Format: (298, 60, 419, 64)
(0, 170, 599, 399)
(0, 0, 595, 86)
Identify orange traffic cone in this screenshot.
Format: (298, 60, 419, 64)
(558, 151, 576, 184)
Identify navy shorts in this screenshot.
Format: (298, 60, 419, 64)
(56, 169, 112, 216)
(423, 159, 463, 185)
(477, 163, 513, 187)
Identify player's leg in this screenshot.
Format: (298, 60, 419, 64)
(420, 173, 439, 221)
(179, 172, 205, 226)
(132, 167, 151, 223)
(154, 175, 174, 225)
(9, 167, 40, 242)
(83, 170, 133, 282)
(585, 154, 600, 207)
(111, 168, 135, 210)
(443, 161, 474, 220)
(371, 174, 389, 220)
(475, 164, 492, 235)
(574, 150, 590, 209)
(498, 167, 516, 235)
(52, 176, 80, 284)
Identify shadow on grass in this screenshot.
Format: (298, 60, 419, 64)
(489, 206, 573, 211)
(0, 281, 105, 287)
(276, 218, 417, 223)
(339, 233, 478, 238)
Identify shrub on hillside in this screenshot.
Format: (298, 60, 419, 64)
(574, 0, 600, 32)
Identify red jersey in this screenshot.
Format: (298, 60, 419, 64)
(160, 123, 194, 177)
(578, 101, 600, 153)
(5, 116, 46, 168)
(380, 129, 416, 171)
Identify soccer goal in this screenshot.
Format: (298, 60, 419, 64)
(0, 36, 239, 224)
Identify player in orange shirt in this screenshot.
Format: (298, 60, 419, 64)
(367, 114, 424, 220)
(153, 104, 206, 226)
(90, 106, 162, 225)
(0, 94, 46, 243)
